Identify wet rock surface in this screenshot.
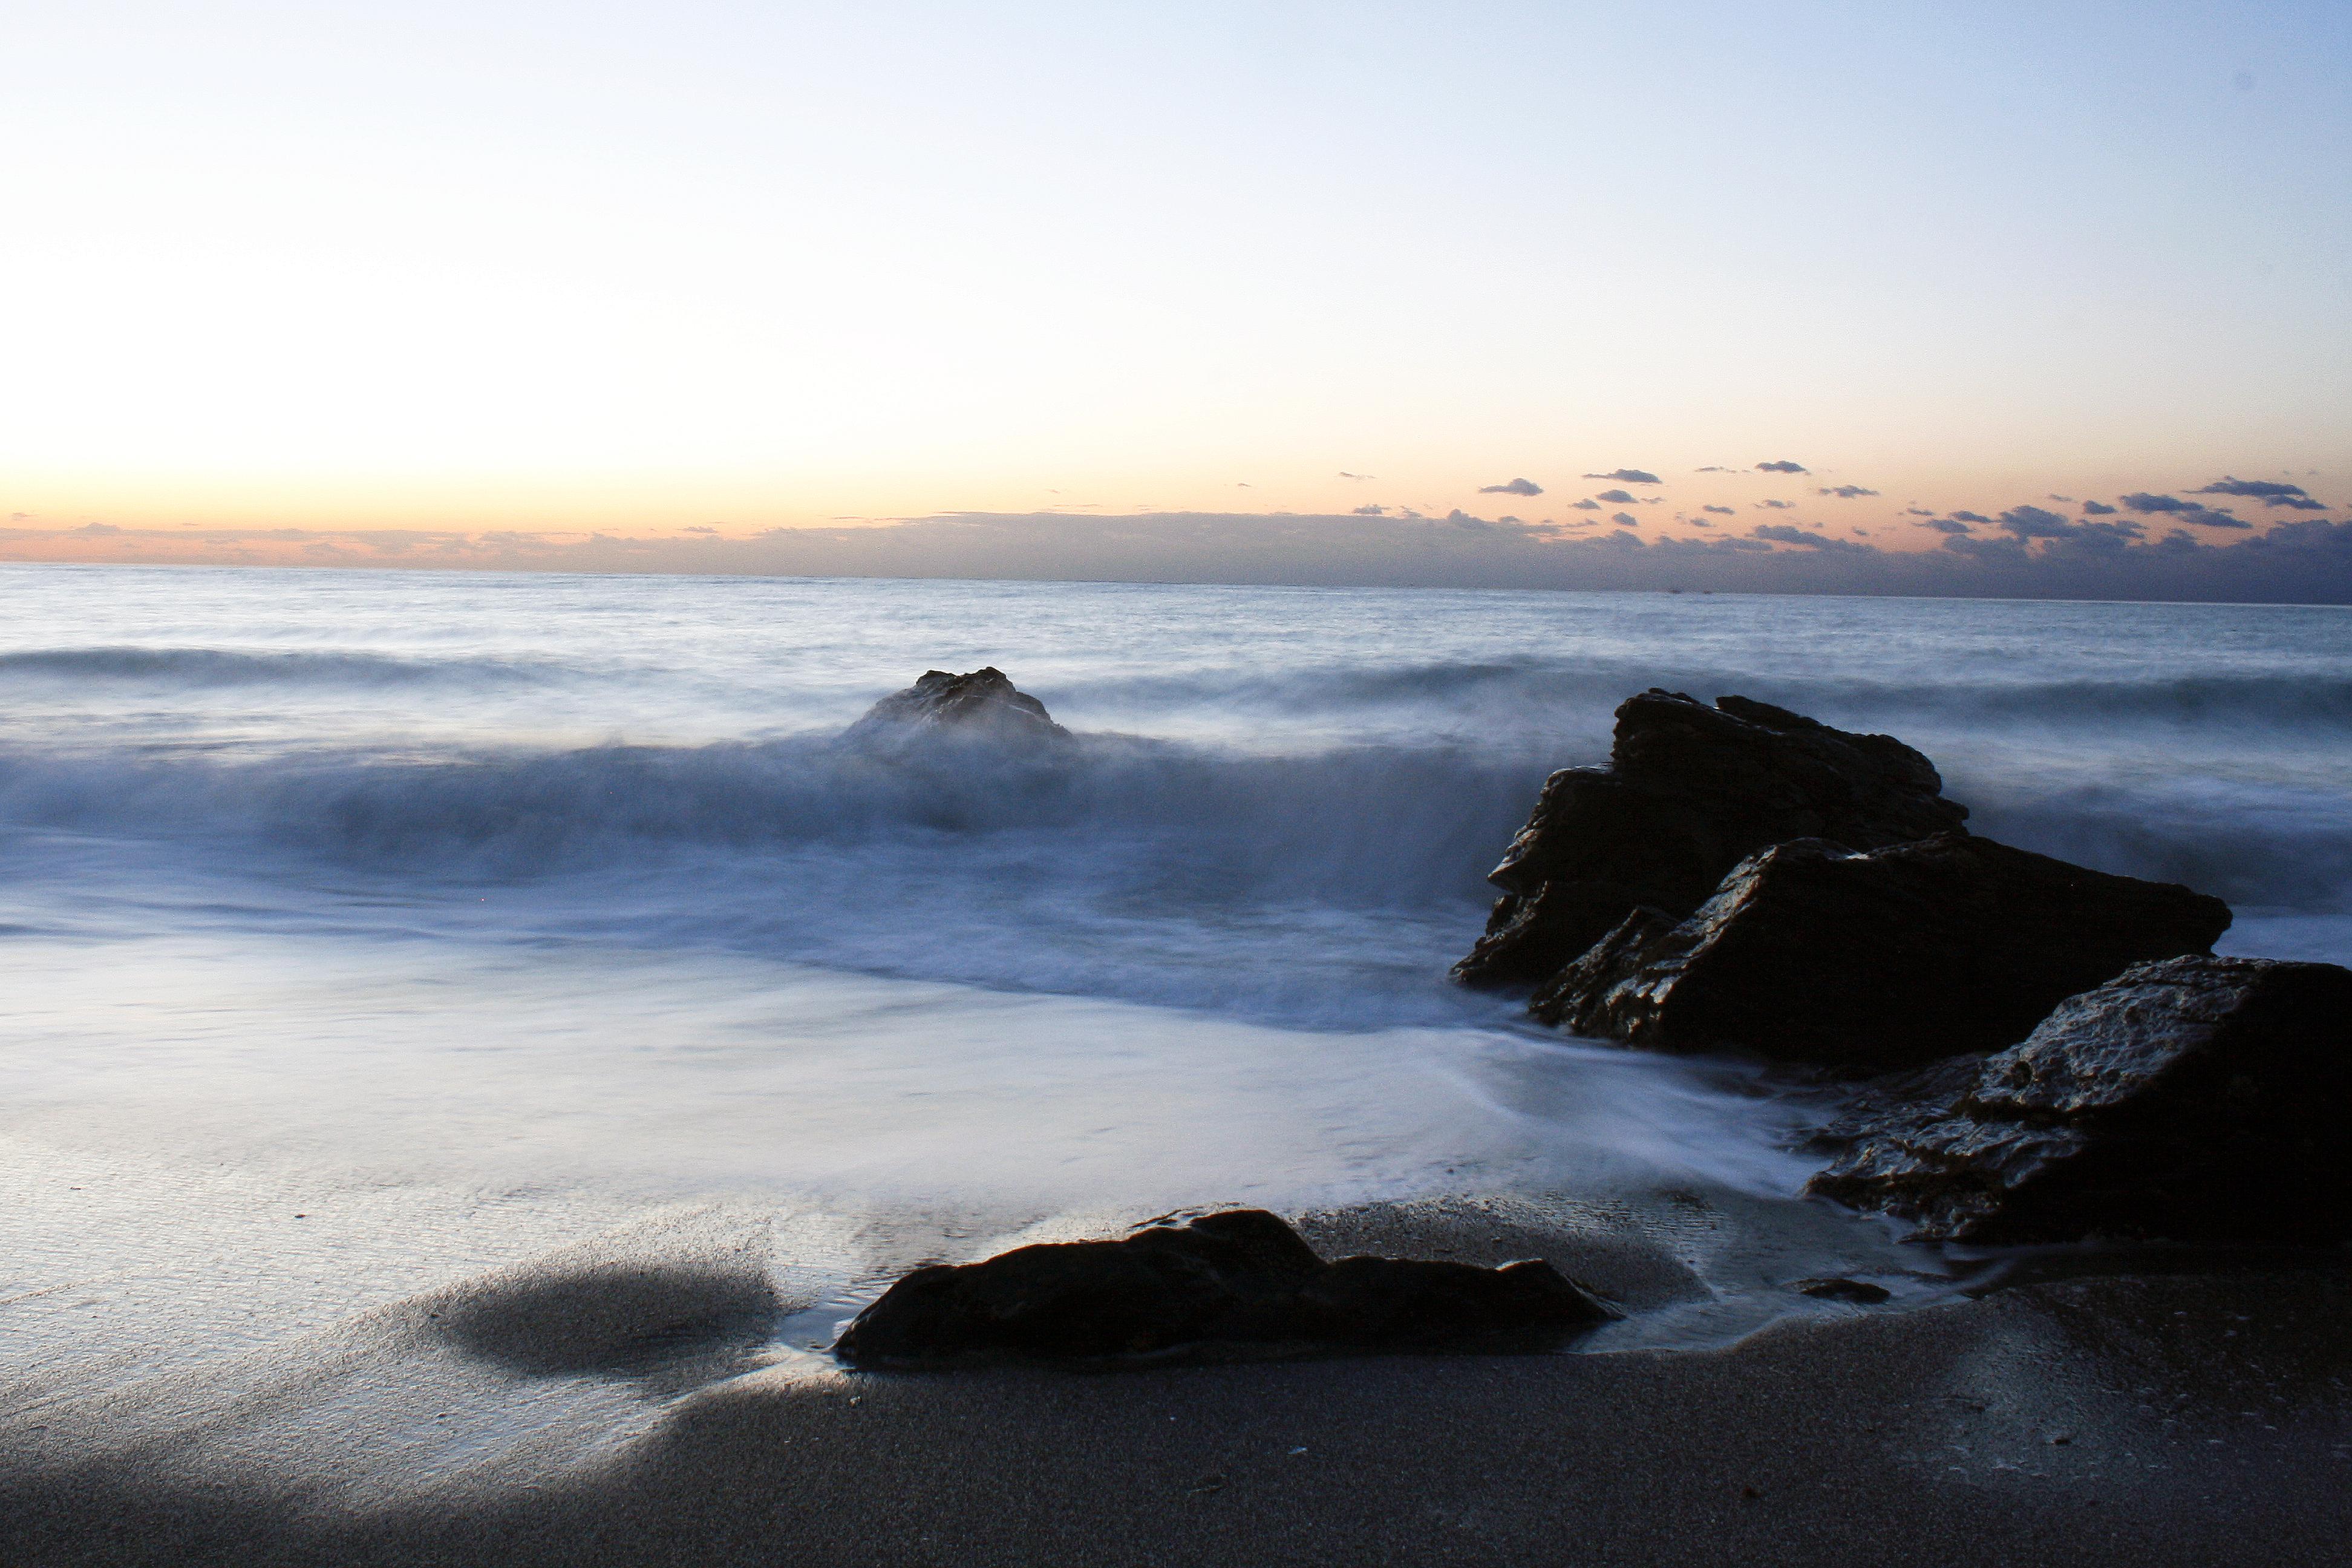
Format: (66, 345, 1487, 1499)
(1531, 832, 2232, 1070)
(1454, 690, 1967, 986)
(844, 667, 1069, 743)
(833, 1207, 1616, 1365)
(1806, 956, 2352, 1243)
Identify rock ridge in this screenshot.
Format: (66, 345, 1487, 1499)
(834, 1208, 1615, 1366)
(1454, 689, 1968, 986)
(1530, 832, 2232, 1070)
(844, 667, 1069, 743)
(1805, 956, 2352, 1243)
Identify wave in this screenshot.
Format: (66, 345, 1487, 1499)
(0, 646, 543, 688)
(2, 726, 2347, 915)
(1965, 784, 2352, 912)
(1060, 659, 2352, 733)
(3, 728, 2344, 1033)
(9, 640, 2348, 733)
(0, 733, 1549, 910)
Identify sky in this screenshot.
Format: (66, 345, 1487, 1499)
(5, 2, 2351, 596)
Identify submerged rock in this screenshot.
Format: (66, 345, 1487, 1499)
(1533, 833, 2232, 1070)
(1806, 956, 2352, 1243)
(1454, 690, 1967, 986)
(832, 1208, 1615, 1366)
(844, 667, 1069, 743)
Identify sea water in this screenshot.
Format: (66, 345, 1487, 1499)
(2, 565, 2347, 1365)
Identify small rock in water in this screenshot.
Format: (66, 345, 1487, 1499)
(1454, 690, 1967, 987)
(1531, 832, 2230, 1070)
(843, 667, 1069, 744)
(1806, 955, 2352, 1243)
(832, 1207, 1615, 1366)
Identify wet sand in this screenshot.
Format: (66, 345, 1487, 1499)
(5, 1187, 2347, 1567)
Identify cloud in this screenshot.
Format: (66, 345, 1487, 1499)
(2080, 500, 2118, 516)
(1904, 507, 1936, 518)
(1753, 523, 1872, 554)
(1702, 505, 1736, 515)
(1915, 517, 1976, 535)
(5, 509, 2351, 604)
(1756, 499, 1795, 510)
(1994, 505, 2075, 539)
(1948, 511, 1990, 524)
(8, 512, 31, 523)
(2120, 492, 2252, 529)
(1694, 465, 1742, 473)
(1338, 471, 1374, 480)
(1593, 489, 1638, 504)
(682, 524, 718, 535)
(1817, 485, 1880, 499)
(1478, 477, 1543, 496)
(1960, 505, 2148, 554)
(1756, 460, 1808, 474)
(2048, 494, 2074, 503)
(1570, 498, 1601, 511)
(1611, 512, 1640, 527)
(71, 521, 122, 535)
(1582, 469, 1661, 485)
(2195, 476, 2324, 509)
(2118, 492, 2209, 514)
(1939, 533, 2030, 562)
(1352, 503, 1386, 515)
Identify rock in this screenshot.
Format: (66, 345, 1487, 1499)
(832, 1207, 1615, 1366)
(1806, 956, 2352, 1243)
(844, 667, 1068, 743)
(1454, 691, 1967, 986)
(1533, 833, 2232, 1070)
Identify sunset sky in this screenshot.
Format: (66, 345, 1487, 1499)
(5, 2, 2348, 592)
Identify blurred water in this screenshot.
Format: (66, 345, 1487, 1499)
(0, 564, 2345, 1339)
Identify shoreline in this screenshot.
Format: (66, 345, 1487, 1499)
(5, 1181, 2347, 1566)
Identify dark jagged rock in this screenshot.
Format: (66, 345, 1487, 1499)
(1806, 956, 2352, 1243)
(1533, 833, 2232, 1070)
(832, 1208, 1615, 1366)
(1454, 690, 1967, 986)
(844, 667, 1068, 743)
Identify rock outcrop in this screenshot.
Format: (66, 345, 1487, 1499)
(1532, 833, 2232, 1070)
(833, 1208, 1615, 1366)
(844, 667, 1069, 743)
(1805, 956, 2352, 1243)
(1454, 691, 1967, 986)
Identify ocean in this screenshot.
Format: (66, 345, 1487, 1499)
(4, 564, 2349, 1377)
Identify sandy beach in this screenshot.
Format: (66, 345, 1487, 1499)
(5, 1158, 2347, 1567)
